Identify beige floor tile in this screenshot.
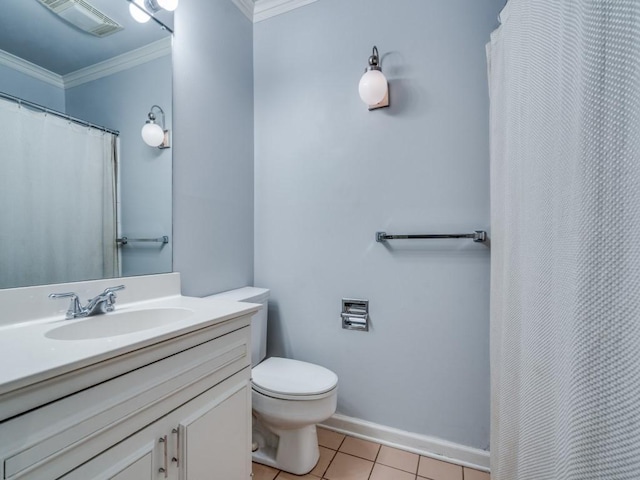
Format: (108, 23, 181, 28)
(370, 463, 417, 480)
(252, 462, 279, 480)
(463, 467, 491, 480)
(310, 446, 337, 477)
(418, 456, 463, 480)
(275, 472, 318, 480)
(376, 445, 419, 473)
(317, 427, 346, 450)
(324, 452, 374, 480)
(338, 436, 381, 461)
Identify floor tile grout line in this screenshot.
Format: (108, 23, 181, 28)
(316, 446, 337, 479)
(366, 442, 382, 480)
(334, 450, 378, 463)
(372, 442, 382, 463)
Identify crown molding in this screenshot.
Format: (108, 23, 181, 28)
(230, 0, 318, 23)
(231, 0, 254, 21)
(0, 50, 64, 89)
(63, 37, 172, 89)
(254, 0, 318, 22)
(1, 37, 171, 91)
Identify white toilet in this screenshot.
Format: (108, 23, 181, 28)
(208, 287, 338, 475)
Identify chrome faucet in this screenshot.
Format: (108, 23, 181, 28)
(49, 285, 126, 319)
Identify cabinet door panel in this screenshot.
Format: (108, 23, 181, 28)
(180, 381, 251, 480)
(110, 452, 154, 480)
(59, 438, 159, 480)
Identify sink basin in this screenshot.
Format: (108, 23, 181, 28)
(45, 308, 194, 340)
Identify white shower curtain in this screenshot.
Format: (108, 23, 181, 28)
(0, 98, 120, 288)
(488, 1, 640, 479)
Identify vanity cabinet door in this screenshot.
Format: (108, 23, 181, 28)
(58, 369, 251, 480)
(178, 376, 251, 480)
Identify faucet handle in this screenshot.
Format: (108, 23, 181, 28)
(49, 292, 82, 318)
(103, 285, 125, 295)
(102, 285, 125, 311)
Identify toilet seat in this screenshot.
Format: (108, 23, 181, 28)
(252, 357, 338, 401)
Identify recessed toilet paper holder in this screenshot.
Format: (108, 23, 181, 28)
(341, 299, 369, 331)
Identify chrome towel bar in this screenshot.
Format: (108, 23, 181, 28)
(116, 236, 169, 245)
(376, 231, 487, 243)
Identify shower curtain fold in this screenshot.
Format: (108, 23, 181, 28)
(488, 1, 640, 479)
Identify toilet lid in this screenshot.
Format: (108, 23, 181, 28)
(252, 357, 338, 397)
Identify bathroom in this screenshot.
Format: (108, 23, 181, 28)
(1, 0, 638, 479)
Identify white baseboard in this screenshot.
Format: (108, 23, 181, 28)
(320, 414, 490, 472)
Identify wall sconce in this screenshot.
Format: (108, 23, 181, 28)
(358, 46, 389, 111)
(141, 105, 170, 149)
(129, 0, 178, 23)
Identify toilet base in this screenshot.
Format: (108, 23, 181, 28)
(252, 419, 320, 475)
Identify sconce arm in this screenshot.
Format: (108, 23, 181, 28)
(148, 105, 166, 130)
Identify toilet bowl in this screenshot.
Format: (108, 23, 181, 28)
(206, 287, 338, 475)
(252, 357, 338, 474)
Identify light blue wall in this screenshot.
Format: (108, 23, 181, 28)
(254, 0, 502, 450)
(65, 56, 173, 278)
(172, 0, 254, 296)
(0, 64, 65, 111)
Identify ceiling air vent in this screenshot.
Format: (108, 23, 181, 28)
(38, 0, 124, 37)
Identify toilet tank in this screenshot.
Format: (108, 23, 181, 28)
(204, 287, 270, 367)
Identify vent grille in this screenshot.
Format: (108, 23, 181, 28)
(38, 0, 124, 37)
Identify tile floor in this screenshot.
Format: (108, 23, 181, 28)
(252, 427, 490, 480)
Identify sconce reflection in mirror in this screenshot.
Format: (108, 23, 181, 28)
(129, 0, 178, 24)
(358, 46, 389, 111)
(142, 105, 170, 149)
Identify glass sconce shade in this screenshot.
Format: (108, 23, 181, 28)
(358, 46, 389, 109)
(141, 122, 165, 147)
(359, 69, 388, 106)
(129, 0, 151, 23)
(142, 105, 170, 149)
(157, 0, 179, 11)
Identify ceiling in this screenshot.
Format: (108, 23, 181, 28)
(0, 0, 173, 75)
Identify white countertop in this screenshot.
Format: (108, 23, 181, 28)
(0, 295, 260, 396)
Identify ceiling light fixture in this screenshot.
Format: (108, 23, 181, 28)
(141, 105, 170, 149)
(129, 0, 179, 23)
(129, 0, 151, 23)
(157, 0, 179, 12)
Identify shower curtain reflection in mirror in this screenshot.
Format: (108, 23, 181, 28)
(0, 98, 120, 289)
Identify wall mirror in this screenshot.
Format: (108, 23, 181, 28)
(0, 0, 173, 289)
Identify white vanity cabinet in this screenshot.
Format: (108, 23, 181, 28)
(61, 370, 251, 480)
(0, 313, 253, 480)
